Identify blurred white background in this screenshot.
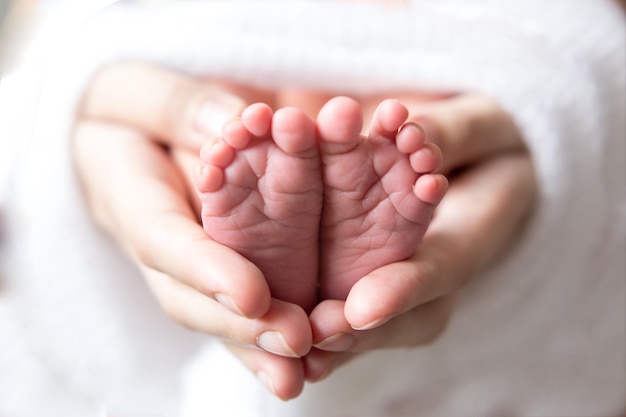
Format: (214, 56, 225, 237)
(0, 0, 117, 203)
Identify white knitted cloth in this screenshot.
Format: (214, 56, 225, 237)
(1, 1, 624, 416)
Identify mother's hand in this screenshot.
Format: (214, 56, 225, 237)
(74, 61, 311, 400)
(305, 94, 537, 381)
(74, 60, 537, 397)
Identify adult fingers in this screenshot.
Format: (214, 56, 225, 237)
(143, 268, 312, 359)
(304, 295, 457, 382)
(404, 93, 526, 173)
(143, 268, 310, 400)
(309, 295, 456, 352)
(227, 345, 306, 401)
(343, 153, 536, 330)
(73, 120, 271, 318)
(78, 61, 248, 149)
(305, 154, 535, 379)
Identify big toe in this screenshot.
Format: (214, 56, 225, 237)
(317, 96, 363, 155)
(272, 107, 318, 157)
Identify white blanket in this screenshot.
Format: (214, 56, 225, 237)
(1, 1, 624, 416)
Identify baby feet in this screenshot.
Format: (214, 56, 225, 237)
(318, 97, 447, 300)
(194, 103, 323, 313)
(194, 97, 447, 311)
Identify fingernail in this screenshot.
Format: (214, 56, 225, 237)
(256, 371, 277, 396)
(195, 97, 244, 138)
(214, 293, 244, 316)
(351, 314, 393, 331)
(257, 331, 300, 358)
(314, 333, 356, 351)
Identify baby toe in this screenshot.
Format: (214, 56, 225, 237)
(369, 99, 409, 139)
(242, 103, 273, 137)
(409, 143, 443, 174)
(317, 96, 363, 155)
(194, 163, 225, 193)
(396, 123, 426, 154)
(272, 107, 317, 157)
(200, 139, 235, 168)
(223, 120, 254, 149)
(414, 174, 448, 206)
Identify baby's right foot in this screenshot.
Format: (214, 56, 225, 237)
(318, 97, 448, 300)
(194, 103, 323, 313)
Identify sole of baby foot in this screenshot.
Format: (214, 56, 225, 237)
(318, 97, 447, 301)
(195, 103, 323, 313)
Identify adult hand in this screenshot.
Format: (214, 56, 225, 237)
(304, 94, 537, 381)
(74, 61, 536, 397)
(74, 61, 310, 400)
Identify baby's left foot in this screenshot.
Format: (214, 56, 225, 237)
(318, 97, 448, 300)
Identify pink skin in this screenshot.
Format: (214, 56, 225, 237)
(318, 97, 447, 300)
(195, 103, 323, 314)
(194, 97, 446, 312)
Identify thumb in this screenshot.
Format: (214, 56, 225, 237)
(79, 60, 247, 149)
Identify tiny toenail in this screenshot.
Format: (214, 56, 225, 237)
(408, 122, 425, 137)
(194, 163, 205, 176)
(315, 333, 357, 351)
(257, 331, 300, 358)
(403, 123, 425, 138)
(207, 140, 225, 155)
(200, 140, 219, 161)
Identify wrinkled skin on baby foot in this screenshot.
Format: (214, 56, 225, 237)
(195, 103, 323, 313)
(317, 97, 447, 300)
